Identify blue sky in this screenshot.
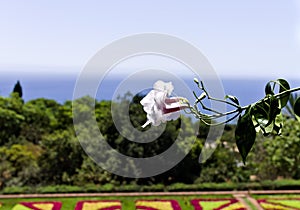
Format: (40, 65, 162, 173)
(0, 1, 300, 79)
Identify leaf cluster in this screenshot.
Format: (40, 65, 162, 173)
(190, 78, 300, 163)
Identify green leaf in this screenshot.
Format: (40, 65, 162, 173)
(252, 101, 268, 122)
(278, 79, 290, 108)
(273, 113, 283, 135)
(225, 95, 239, 105)
(251, 100, 270, 135)
(252, 116, 262, 133)
(235, 108, 256, 164)
(265, 82, 274, 95)
(263, 123, 274, 136)
(294, 97, 300, 118)
(251, 96, 280, 136)
(268, 96, 281, 124)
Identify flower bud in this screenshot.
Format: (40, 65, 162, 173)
(198, 92, 206, 101)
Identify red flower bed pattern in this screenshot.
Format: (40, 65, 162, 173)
(191, 198, 246, 210)
(7, 197, 300, 210)
(74, 200, 122, 210)
(257, 198, 300, 210)
(135, 199, 182, 210)
(14, 201, 62, 210)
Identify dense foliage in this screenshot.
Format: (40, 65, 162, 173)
(0, 86, 300, 191)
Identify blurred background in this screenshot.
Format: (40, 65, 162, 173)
(0, 0, 300, 194)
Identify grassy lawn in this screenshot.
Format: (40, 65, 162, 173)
(252, 194, 300, 199)
(0, 195, 231, 210)
(4, 194, 300, 209)
(251, 194, 300, 209)
(244, 197, 257, 210)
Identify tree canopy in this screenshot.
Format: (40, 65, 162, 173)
(0, 81, 299, 190)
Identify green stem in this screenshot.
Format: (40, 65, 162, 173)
(241, 87, 300, 110)
(191, 80, 300, 126)
(199, 81, 240, 109)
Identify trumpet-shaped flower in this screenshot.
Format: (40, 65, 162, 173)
(140, 80, 188, 128)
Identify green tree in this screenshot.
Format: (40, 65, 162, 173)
(195, 126, 242, 183)
(248, 117, 300, 180)
(38, 129, 83, 184)
(0, 143, 41, 188)
(12, 80, 23, 98)
(0, 93, 24, 145)
(21, 98, 63, 144)
(108, 94, 201, 184)
(74, 156, 117, 185)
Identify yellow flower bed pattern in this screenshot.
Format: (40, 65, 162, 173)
(258, 198, 300, 210)
(75, 200, 122, 210)
(191, 198, 247, 210)
(8, 197, 300, 210)
(12, 202, 62, 210)
(135, 199, 181, 210)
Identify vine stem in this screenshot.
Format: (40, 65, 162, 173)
(198, 81, 240, 109)
(239, 87, 300, 111)
(190, 84, 300, 125)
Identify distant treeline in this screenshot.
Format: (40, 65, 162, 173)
(0, 83, 300, 190)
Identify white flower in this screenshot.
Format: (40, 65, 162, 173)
(140, 80, 188, 128)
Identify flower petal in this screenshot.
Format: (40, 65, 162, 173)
(140, 80, 186, 127)
(153, 80, 174, 96)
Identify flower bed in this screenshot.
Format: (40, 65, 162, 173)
(7, 197, 300, 210)
(74, 200, 122, 210)
(12, 201, 62, 210)
(135, 199, 181, 210)
(257, 198, 300, 210)
(191, 198, 246, 210)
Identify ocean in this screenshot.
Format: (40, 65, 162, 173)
(1, 74, 299, 108)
